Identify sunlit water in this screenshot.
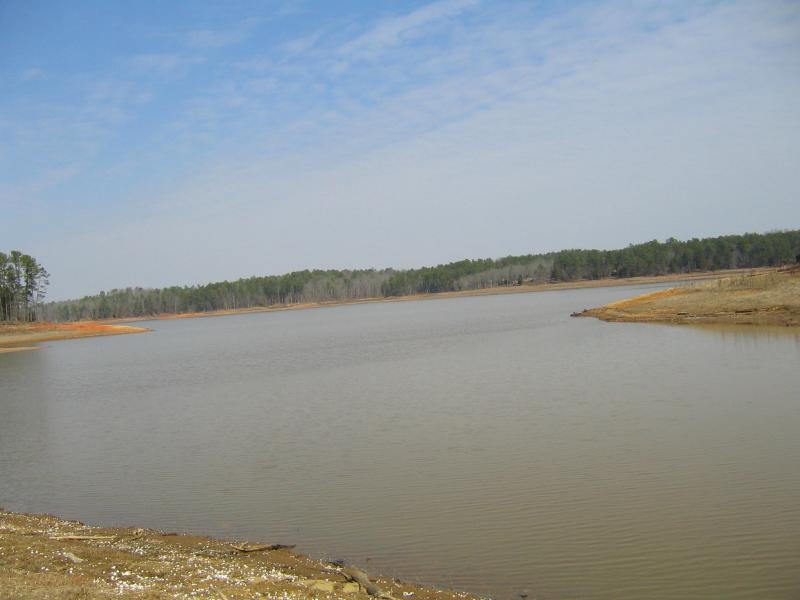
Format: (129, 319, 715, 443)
(2, 283, 799, 599)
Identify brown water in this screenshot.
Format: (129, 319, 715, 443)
(1, 283, 799, 599)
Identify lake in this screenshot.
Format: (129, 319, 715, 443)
(1, 283, 799, 599)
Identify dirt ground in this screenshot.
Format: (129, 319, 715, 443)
(0, 511, 482, 600)
(0, 322, 150, 354)
(574, 266, 800, 326)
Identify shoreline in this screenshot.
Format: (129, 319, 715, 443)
(107, 268, 763, 324)
(1, 268, 773, 354)
(0, 509, 482, 600)
(0, 322, 150, 354)
(574, 266, 800, 327)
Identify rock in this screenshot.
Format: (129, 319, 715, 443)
(62, 552, 84, 564)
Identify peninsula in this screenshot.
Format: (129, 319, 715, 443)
(574, 266, 800, 327)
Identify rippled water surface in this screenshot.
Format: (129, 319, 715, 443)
(2, 284, 799, 599)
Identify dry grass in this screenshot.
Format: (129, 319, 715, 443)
(576, 266, 800, 326)
(0, 511, 480, 600)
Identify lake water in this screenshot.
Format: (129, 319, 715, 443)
(1, 283, 799, 599)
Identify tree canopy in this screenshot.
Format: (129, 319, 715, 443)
(0, 251, 50, 321)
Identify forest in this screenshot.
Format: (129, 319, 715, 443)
(33, 229, 800, 322)
(0, 251, 50, 322)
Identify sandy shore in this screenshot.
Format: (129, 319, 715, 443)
(574, 266, 800, 326)
(0, 510, 480, 600)
(0, 322, 150, 354)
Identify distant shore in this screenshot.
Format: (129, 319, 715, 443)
(574, 266, 800, 327)
(0, 510, 481, 600)
(106, 267, 764, 324)
(1, 268, 772, 354)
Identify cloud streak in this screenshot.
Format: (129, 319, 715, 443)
(339, 0, 480, 60)
(184, 17, 261, 48)
(128, 53, 204, 73)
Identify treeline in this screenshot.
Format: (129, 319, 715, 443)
(381, 230, 800, 294)
(44, 269, 395, 322)
(549, 230, 800, 280)
(1, 251, 50, 321)
(43, 230, 800, 322)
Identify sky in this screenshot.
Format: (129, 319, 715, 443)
(1, 0, 799, 300)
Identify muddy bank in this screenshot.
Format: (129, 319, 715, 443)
(0, 322, 149, 354)
(573, 267, 800, 326)
(0, 510, 482, 600)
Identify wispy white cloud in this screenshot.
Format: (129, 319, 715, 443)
(21, 67, 45, 81)
(186, 29, 247, 48)
(128, 53, 204, 73)
(280, 29, 326, 56)
(230, 56, 274, 72)
(244, 77, 279, 94)
(0, 76, 153, 202)
(185, 17, 261, 49)
(131, 0, 800, 192)
(339, 0, 480, 59)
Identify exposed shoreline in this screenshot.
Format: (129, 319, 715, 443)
(574, 266, 800, 327)
(1, 268, 773, 354)
(0, 509, 481, 600)
(106, 268, 762, 324)
(0, 322, 150, 354)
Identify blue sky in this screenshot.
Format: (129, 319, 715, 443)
(1, 0, 799, 299)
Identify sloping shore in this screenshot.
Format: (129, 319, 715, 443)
(106, 268, 764, 324)
(574, 267, 800, 326)
(0, 510, 481, 600)
(1, 268, 771, 354)
(0, 322, 149, 354)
